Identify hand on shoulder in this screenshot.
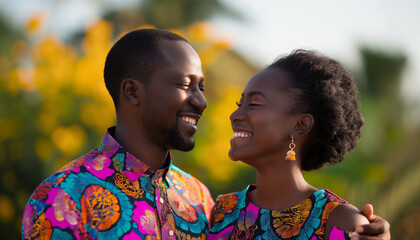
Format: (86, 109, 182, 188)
(325, 203, 369, 239)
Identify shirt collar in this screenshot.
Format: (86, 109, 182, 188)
(98, 127, 172, 183)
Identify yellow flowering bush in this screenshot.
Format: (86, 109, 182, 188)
(0, 14, 253, 238)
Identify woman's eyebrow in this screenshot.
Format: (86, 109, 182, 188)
(245, 91, 269, 100)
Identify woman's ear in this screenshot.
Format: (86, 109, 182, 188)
(120, 78, 143, 106)
(293, 113, 314, 138)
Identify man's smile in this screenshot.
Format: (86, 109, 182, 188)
(180, 116, 197, 126)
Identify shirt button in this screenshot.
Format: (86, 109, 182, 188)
(159, 197, 164, 203)
(169, 230, 174, 236)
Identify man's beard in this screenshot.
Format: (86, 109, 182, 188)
(151, 117, 195, 152)
(167, 123, 195, 151)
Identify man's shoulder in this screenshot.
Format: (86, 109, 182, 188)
(167, 164, 205, 187)
(33, 148, 105, 193)
(55, 148, 101, 173)
(167, 164, 193, 178)
(24, 147, 115, 213)
(167, 164, 215, 213)
(167, 165, 211, 195)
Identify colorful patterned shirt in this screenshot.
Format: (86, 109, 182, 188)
(22, 127, 214, 240)
(209, 185, 352, 240)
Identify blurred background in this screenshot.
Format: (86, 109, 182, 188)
(0, 0, 419, 239)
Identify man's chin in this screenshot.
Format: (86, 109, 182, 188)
(172, 140, 195, 152)
(172, 139, 195, 152)
(167, 130, 195, 151)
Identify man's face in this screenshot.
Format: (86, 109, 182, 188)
(141, 40, 207, 151)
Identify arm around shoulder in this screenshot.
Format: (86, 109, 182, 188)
(325, 203, 369, 240)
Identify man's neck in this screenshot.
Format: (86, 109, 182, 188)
(113, 124, 170, 170)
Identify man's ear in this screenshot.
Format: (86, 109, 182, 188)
(293, 113, 314, 138)
(120, 78, 144, 106)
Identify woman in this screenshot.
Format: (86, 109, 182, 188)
(209, 50, 368, 240)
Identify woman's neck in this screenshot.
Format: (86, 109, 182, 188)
(249, 160, 317, 210)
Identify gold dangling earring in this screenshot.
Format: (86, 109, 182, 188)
(285, 135, 296, 161)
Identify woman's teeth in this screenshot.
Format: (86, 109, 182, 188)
(233, 132, 251, 138)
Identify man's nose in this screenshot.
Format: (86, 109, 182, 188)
(189, 88, 207, 112)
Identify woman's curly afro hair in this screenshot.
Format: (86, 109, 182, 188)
(269, 50, 364, 171)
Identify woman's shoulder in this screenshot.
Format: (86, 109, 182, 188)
(318, 189, 348, 204)
(327, 204, 369, 229)
(321, 190, 369, 239)
(213, 189, 245, 214)
(210, 186, 249, 228)
(310, 189, 349, 218)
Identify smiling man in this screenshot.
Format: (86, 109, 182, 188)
(22, 29, 212, 240)
(22, 29, 390, 240)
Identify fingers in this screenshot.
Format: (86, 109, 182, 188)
(356, 222, 386, 235)
(351, 233, 390, 240)
(355, 204, 390, 239)
(361, 204, 374, 220)
(351, 235, 387, 240)
(354, 216, 391, 240)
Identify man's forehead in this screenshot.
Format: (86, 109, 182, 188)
(159, 40, 199, 61)
(157, 40, 202, 74)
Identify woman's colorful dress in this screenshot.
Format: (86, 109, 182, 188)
(209, 185, 353, 240)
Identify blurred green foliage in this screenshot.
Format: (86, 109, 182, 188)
(0, 1, 419, 239)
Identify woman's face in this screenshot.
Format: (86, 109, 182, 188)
(229, 68, 300, 164)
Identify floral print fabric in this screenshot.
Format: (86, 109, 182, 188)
(209, 185, 350, 240)
(22, 127, 214, 240)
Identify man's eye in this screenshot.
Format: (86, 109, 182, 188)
(199, 84, 205, 92)
(179, 84, 190, 89)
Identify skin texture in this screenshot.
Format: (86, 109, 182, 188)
(113, 39, 206, 170)
(229, 67, 369, 238)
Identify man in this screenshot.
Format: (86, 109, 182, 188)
(22, 29, 390, 239)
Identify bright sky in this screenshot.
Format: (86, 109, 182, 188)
(1, 0, 419, 105)
(212, 0, 420, 103)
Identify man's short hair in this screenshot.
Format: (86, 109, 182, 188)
(104, 29, 188, 107)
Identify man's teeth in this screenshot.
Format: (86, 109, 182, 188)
(181, 116, 197, 125)
(233, 132, 251, 138)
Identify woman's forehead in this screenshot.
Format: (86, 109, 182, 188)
(243, 68, 292, 94)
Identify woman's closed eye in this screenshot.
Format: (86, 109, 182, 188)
(235, 102, 263, 108)
(248, 95, 267, 107)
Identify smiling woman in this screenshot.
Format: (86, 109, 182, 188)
(209, 50, 369, 240)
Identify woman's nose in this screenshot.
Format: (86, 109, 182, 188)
(230, 105, 246, 122)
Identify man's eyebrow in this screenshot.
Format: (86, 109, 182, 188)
(189, 74, 204, 81)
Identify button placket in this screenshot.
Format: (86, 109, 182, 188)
(152, 172, 175, 239)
